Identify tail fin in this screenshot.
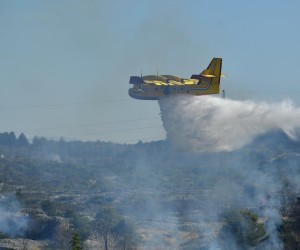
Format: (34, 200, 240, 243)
(201, 58, 222, 78)
(191, 58, 222, 93)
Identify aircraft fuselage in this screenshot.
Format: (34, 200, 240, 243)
(128, 81, 218, 100)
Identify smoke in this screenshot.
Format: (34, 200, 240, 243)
(159, 95, 300, 152)
(0, 194, 28, 237)
(157, 95, 300, 249)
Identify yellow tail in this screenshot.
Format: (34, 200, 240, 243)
(191, 58, 222, 94)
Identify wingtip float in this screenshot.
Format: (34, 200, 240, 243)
(128, 58, 223, 100)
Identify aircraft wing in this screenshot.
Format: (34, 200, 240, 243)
(168, 80, 182, 85)
(152, 81, 162, 86)
(144, 78, 178, 86)
(142, 74, 198, 86)
(161, 75, 184, 85)
(153, 81, 167, 86)
(183, 79, 198, 85)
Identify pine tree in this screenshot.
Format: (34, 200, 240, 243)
(70, 232, 83, 250)
(17, 133, 29, 147)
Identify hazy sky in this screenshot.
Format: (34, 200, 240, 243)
(1, 0, 300, 143)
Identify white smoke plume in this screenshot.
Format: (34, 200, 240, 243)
(158, 95, 300, 249)
(0, 194, 28, 237)
(159, 95, 300, 152)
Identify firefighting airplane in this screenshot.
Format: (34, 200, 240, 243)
(128, 58, 223, 100)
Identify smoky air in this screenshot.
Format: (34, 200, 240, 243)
(0, 95, 300, 249)
(157, 95, 300, 249)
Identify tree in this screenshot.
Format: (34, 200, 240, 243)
(15, 188, 25, 206)
(0, 132, 16, 146)
(279, 199, 300, 249)
(94, 206, 120, 250)
(219, 210, 268, 248)
(114, 218, 138, 250)
(32, 136, 48, 147)
(65, 209, 91, 240)
(70, 232, 83, 250)
(17, 133, 29, 147)
(41, 199, 57, 216)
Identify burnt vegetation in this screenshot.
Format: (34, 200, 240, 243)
(0, 131, 299, 249)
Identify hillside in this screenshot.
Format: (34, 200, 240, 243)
(0, 131, 299, 249)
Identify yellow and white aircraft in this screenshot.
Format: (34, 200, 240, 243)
(128, 58, 223, 100)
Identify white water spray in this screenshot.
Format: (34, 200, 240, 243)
(159, 95, 300, 152)
(157, 95, 300, 249)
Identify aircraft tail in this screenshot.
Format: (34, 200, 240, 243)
(191, 58, 222, 93)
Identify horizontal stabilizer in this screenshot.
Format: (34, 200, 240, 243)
(200, 74, 216, 78)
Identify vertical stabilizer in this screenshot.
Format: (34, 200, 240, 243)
(191, 58, 222, 93)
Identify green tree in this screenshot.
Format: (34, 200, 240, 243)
(41, 200, 57, 216)
(279, 199, 300, 249)
(0, 132, 16, 146)
(114, 218, 138, 250)
(70, 232, 83, 250)
(65, 209, 91, 240)
(17, 133, 29, 147)
(220, 210, 268, 248)
(15, 188, 25, 206)
(94, 206, 120, 250)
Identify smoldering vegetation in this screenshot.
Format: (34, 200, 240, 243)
(0, 194, 28, 237)
(0, 96, 299, 249)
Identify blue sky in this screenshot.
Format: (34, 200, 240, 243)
(1, 0, 300, 143)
